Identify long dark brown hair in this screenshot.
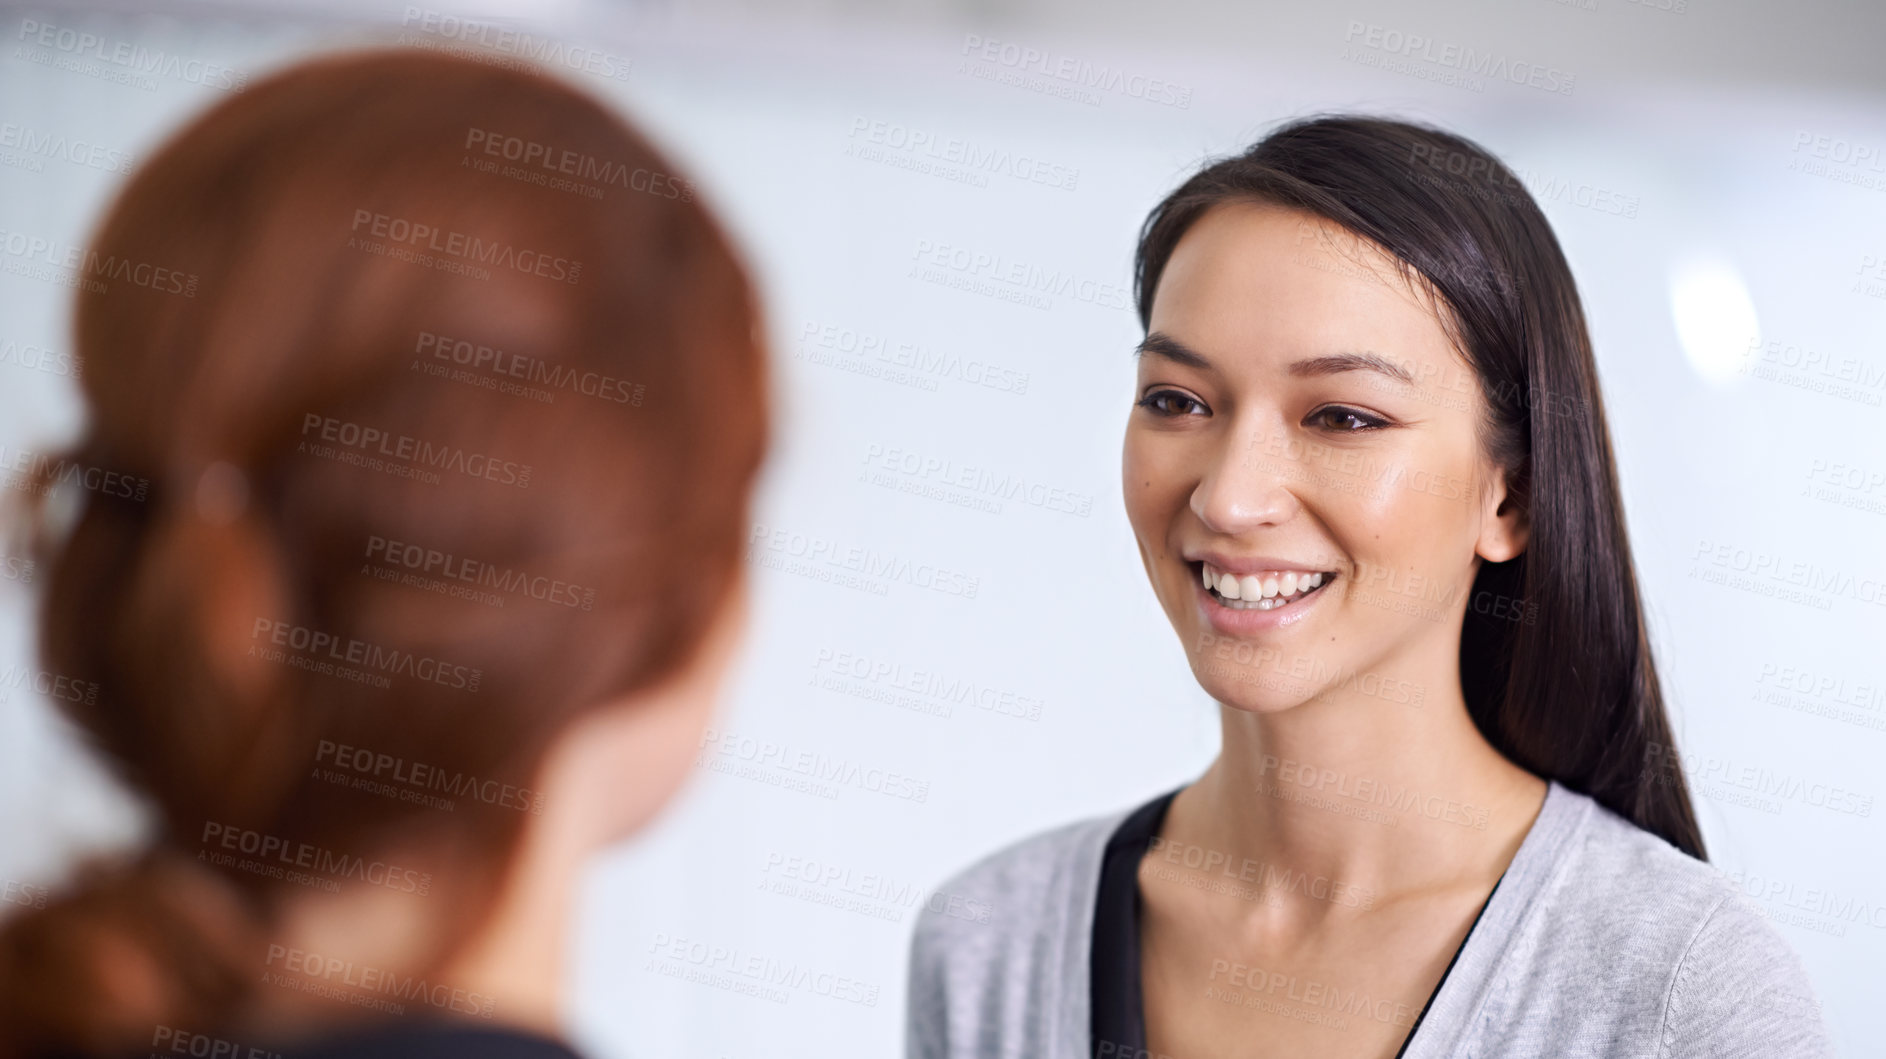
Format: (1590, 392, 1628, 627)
(0, 49, 769, 1055)
(1134, 115, 1705, 859)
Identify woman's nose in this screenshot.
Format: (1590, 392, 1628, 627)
(1189, 420, 1303, 535)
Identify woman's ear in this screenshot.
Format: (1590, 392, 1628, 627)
(1476, 470, 1529, 563)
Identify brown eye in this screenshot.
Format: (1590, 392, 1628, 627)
(1309, 405, 1388, 432)
(1136, 390, 1206, 417)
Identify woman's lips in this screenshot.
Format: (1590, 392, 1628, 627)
(1190, 559, 1337, 633)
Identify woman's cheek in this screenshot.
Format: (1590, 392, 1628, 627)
(1329, 459, 1484, 630)
(1121, 439, 1183, 532)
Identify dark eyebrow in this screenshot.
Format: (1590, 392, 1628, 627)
(1287, 352, 1416, 387)
(1134, 331, 1213, 370)
(1137, 332, 1418, 388)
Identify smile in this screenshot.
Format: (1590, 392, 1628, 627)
(1195, 561, 1336, 611)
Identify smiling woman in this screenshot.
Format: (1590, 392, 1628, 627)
(904, 116, 1832, 1059)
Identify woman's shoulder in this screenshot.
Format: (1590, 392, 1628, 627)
(912, 802, 1133, 942)
(1503, 784, 1831, 1057)
(1544, 786, 1776, 948)
(904, 797, 1153, 1059)
(1552, 786, 1736, 907)
(1536, 785, 1803, 971)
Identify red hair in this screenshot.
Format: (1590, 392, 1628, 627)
(0, 48, 769, 1055)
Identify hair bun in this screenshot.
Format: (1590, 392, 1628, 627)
(0, 850, 261, 1059)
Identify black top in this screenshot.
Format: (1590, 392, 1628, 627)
(251, 1021, 583, 1059)
(52, 1020, 580, 1059)
(1090, 787, 1503, 1059)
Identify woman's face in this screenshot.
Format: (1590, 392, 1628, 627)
(1123, 201, 1527, 713)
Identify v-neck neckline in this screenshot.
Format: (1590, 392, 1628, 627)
(1089, 781, 1567, 1058)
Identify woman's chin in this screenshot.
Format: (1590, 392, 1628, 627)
(1188, 662, 1315, 715)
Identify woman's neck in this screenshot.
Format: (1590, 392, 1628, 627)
(244, 808, 581, 1044)
(1171, 676, 1547, 922)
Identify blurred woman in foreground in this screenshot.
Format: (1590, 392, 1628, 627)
(0, 49, 769, 1059)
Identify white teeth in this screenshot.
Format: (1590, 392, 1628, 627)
(1200, 561, 1333, 610)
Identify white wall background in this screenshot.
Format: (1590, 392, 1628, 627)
(0, 1, 1882, 1056)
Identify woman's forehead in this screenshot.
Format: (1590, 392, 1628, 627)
(1147, 202, 1465, 380)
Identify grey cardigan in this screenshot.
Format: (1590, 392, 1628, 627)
(905, 781, 1834, 1058)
